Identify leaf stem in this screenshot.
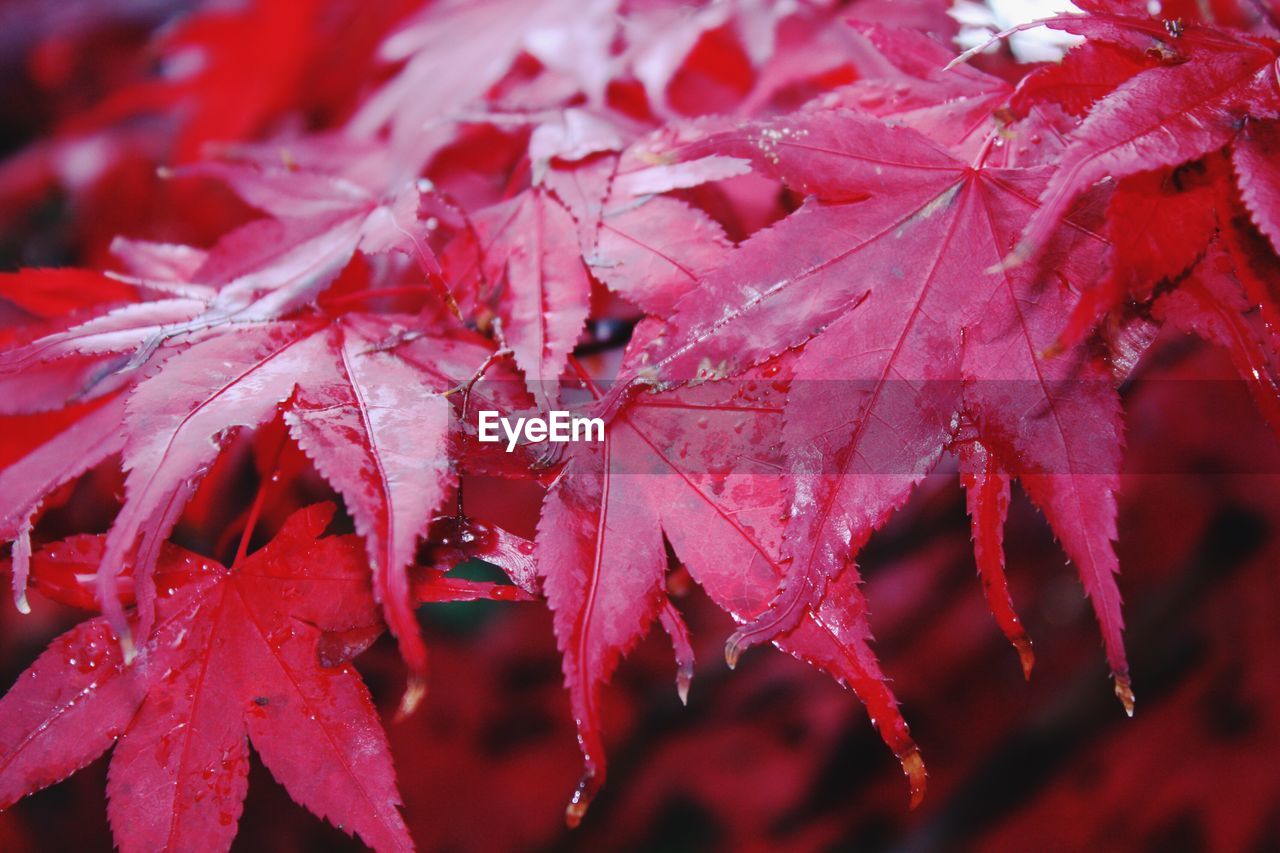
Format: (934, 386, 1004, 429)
(233, 422, 288, 568)
(567, 354, 603, 400)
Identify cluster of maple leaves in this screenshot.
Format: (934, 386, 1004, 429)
(1, 0, 1279, 849)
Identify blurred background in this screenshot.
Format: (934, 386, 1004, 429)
(1, 1, 1278, 850)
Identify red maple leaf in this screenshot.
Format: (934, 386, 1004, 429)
(618, 107, 1132, 710)
(1002, 13, 1280, 266)
(534, 348, 923, 823)
(0, 504, 412, 851)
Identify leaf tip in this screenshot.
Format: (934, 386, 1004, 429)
(564, 769, 599, 829)
(397, 675, 427, 719)
(676, 664, 693, 706)
(120, 630, 137, 665)
(1114, 672, 1136, 717)
(723, 634, 743, 670)
(900, 747, 927, 809)
(1014, 636, 1035, 680)
(723, 587, 808, 670)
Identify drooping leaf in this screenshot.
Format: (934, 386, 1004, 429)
(535, 351, 924, 823)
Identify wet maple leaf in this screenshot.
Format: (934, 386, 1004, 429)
(536, 349, 923, 823)
(1, 296, 507, 691)
(0, 155, 444, 404)
(1004, 14, 1280, 266)
(95, 315, 500, 678)
(0, 504, 412, 852)
(622, 108, 1132, 709)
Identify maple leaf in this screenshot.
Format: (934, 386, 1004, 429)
(0, 268, 135, 322)
(65, 0, 409, 164)
(157, 158, 446, 323)
(1026, 147, 1280, 430)
(627, 109, 1133, 708)
(1154, 243, 1280, 434)
(92, 323, 318, 650)
(536, 351, 923, 825)
(611, 56, 1026, 392)
(958, 439, 1034, 677)
(0, 263, 205, 416)
(1008, 38, 1151, 119)
(281, 317, 457, 700)
(1217, 182, 1280, 359)
(88, 314, 493, 683)
(446, 131, 737, 406)
(0, 504, 412, 852)
(93, 0, 325, 161)
(616, 0, 807, 118)
(1051, 159, 1221, 353)
(0, 156, 444, 403)
(1001, 14, 1280, 267)
(348, 0, 594, 167)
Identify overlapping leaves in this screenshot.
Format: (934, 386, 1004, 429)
(2, 0, 1280, 848)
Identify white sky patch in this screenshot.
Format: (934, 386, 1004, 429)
(951, 0, 1092, 63)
